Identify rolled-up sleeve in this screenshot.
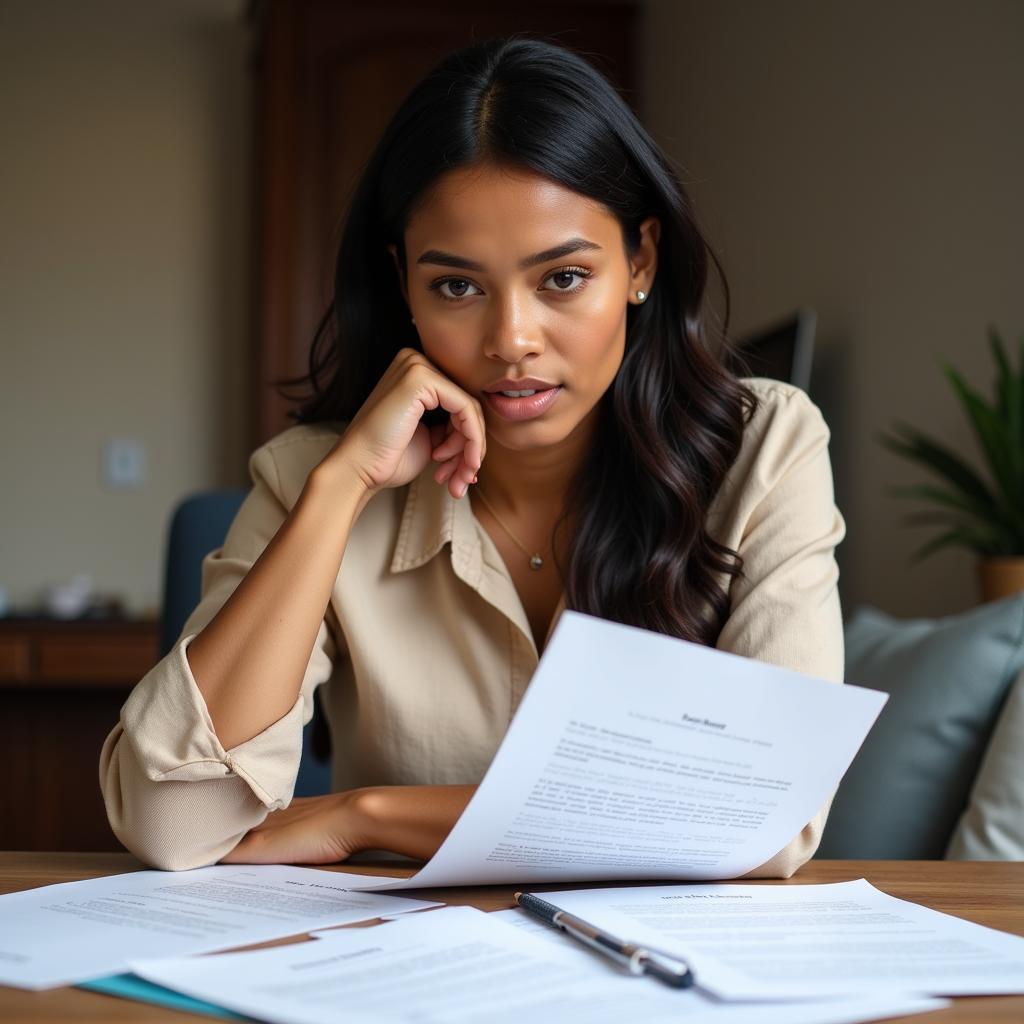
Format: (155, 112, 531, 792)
(99, 441, 341, 870)
(713, 383, 846, 877)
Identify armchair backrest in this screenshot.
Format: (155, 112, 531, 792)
(160, 489, 331, 797)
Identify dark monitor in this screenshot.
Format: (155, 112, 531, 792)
(730, 308, 816, 393)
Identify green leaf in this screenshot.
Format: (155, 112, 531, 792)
(878, 422, 997, 509)
(888, 482, 999, 523)
(908, 529, 968, 563)
(944, 363, 1024, 524)
(898, 511, 1008, 550)
(1000, 330, 1024, 483)
(880, 326, 1024, 562)
(987, 327, 1023, 487)
(908, 522, 1008, 562)
(989, 325, 1011, 417)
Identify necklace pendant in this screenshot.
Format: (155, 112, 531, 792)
(529, 554, 544, 571)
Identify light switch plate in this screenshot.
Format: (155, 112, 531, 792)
(102, 438, 147, 489)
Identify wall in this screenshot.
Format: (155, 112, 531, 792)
(0, 0, 251, 616)
(640, 0, 1024, 617)
(2, 1, 1022, 621)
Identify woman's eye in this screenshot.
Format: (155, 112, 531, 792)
(431, 278, 481, 301)
(541, 267, 591, 293)
(429, 267, 591, 302)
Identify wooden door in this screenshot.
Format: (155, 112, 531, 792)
(252, 0, 640, 444)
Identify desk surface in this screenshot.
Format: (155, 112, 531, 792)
(2, 853, 1022, 1023)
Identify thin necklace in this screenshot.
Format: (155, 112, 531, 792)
(473, 486, 547, 571)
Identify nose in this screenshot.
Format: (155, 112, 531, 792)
(482, 291, 545, 364)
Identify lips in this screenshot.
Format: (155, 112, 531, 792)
(483, 382, 563, 421)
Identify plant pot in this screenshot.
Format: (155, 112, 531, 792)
(977, 557, 1024, 603)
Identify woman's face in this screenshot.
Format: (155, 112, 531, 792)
(393, 163, 658, 454)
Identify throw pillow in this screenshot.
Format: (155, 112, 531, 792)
(946, 668, 1024, 859)
(816, 594, 1024, 859)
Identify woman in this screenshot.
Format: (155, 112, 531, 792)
(100, 36, 845, 873)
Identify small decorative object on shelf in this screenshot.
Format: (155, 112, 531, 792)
(39, 576, 128, 620)
(879, 326, 1024, 603)
(46, 575, 95, 619)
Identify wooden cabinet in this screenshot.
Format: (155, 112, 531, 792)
(252, 0, 640, 444)
(0, 619, 159, 852)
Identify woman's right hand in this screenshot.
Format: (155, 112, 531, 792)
(328, 348, 486, 500)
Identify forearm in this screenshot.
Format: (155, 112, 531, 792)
(221, 784, 478, 866)
(187, 458, 370, 750)
(353, 785, 476, 860)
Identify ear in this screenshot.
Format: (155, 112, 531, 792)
(387, 243, 410, 306)
(628, 216, 660, 304)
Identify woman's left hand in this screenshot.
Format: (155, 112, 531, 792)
(221, 792, 370, 865)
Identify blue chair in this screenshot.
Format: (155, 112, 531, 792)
(160, 489, 332, 797)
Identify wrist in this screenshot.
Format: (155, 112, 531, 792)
(344, 785, 474, 861)
(343, 786, 392, 853)
(305, 447, 375, 517)
(333, 787, 380, 855)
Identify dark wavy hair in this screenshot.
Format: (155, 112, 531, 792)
(284, 36, 757, 647)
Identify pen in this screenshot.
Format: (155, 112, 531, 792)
(513, 891, 695, 989)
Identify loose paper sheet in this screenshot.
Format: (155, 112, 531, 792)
(132, 905, 946, 1024)
(536, 878, 1024, 998)
(0, 864, 439, 990)
(339, 612, 886, 890)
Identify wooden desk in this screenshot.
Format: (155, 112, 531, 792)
(2, 854, 1022, 1023)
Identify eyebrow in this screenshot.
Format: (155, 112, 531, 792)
(415, 237, 603, 273)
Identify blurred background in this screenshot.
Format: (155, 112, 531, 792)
(1, 0, 1022, 850)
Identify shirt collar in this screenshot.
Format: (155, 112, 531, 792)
(389, 468, 482, 587)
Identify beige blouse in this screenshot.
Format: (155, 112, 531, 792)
(100, 378, 846, 873)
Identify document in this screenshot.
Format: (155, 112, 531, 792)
(337, 611, 886, 890)
(0, 863, 439, 990)
(534, 878, 1024, 998)
(132, 905, 947, 1024)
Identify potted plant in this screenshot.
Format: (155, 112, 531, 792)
(879, 326, 1024, 603)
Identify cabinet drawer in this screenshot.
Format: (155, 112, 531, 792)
(36, 636, 157, 685)
(0, 636, 31, 682)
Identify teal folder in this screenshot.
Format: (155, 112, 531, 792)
(79, 973, 250, 1020)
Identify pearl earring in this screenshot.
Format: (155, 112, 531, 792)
(635, 290, 647, 303)
(411, 317, 416, 324)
